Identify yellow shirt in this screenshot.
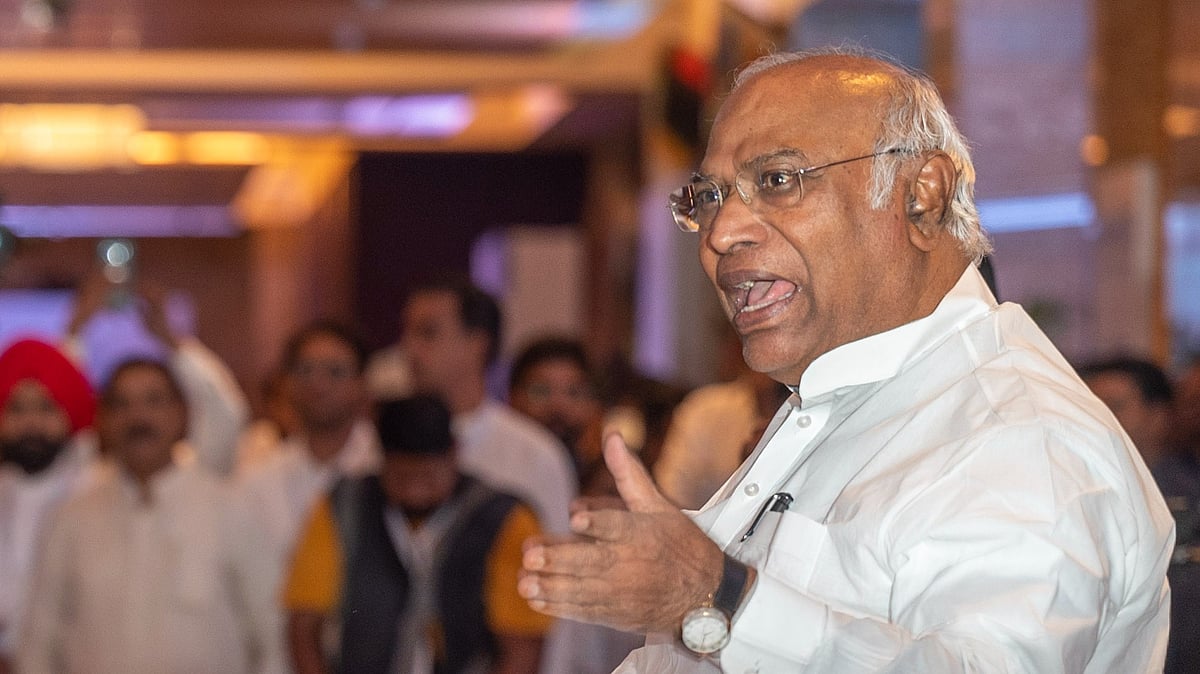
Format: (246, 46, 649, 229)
(283, 493, 552, 636)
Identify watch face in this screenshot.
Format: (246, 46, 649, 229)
(681, 606, 731, 654)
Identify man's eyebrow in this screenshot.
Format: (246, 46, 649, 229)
(694, 148, 810, 181)
(738, 148, 807, 170)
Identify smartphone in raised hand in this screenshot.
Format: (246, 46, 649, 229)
(96, 238, 136, 309)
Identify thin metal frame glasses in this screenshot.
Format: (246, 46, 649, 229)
(668, 148, 906, 233)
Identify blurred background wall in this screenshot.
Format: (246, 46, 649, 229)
(0, 0, 1197, 407)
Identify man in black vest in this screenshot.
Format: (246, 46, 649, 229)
(284, 395, 550, 674)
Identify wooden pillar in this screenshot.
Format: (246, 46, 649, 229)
(923, 0, 1170, 362)
(244, 169, 357, 406)
(1089, 0, 1170, 360)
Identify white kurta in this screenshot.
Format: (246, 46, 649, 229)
(0, 438, 101, 657)
(453, 399, 577, 536)
(237, 417, 382, 563)
(618, 266, 1173, 673)
(170, 337, 251, 476)
(0, 336, 247, 660)
(17, 461, 285, 674)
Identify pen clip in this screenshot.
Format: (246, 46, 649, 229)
(740, 492, 794, 542)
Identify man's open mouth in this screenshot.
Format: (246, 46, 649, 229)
(730, 279, 798, 315)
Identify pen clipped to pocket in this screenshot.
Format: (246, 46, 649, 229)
(741, 491, 794, 542)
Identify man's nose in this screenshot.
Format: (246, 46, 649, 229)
(705, 193, 765, 256)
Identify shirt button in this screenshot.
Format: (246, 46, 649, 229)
(743, 483, 760, 496)
(797, 414, 812, 428)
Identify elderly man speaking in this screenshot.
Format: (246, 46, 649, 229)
(519, 49, 1172, 673)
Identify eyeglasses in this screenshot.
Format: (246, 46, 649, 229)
(668, 148, 908, 233)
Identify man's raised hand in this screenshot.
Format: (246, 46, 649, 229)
(519, 433, 725, 633)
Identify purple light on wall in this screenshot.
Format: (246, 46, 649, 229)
(633, 180, 678, 380)
(343, 95, 474, 137)
(1, 205, 237, 238)
(977, 192, 1096, 233)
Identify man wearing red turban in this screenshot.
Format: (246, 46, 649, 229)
(0, 339, 96, 474)
(0, 273, 255, 674)
(0, 338, 101, 672)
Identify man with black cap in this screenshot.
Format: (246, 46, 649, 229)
(284, 395, 550, 674)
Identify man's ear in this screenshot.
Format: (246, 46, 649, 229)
(905, 152, 956, 252)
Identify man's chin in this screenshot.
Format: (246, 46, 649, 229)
(741, 341, 805, 386)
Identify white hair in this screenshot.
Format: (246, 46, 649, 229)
(733, 47, 993, 262)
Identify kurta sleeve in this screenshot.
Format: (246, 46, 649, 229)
(171, 337, 250, 477)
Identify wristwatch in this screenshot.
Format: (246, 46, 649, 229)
(681, 606, 730, 654)
(681, 553, 750, 654)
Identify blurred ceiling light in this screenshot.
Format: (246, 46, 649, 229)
(449, 86, 573, 151)
(1164, 104, 1200, 139)
(340, 87, 571, 150)
(127, 131, 182, 165)
(373, 0, 655, 43)
(183, 131, 271, 165)
(343, 94, 474, 137)
(0, 103, 145, 170)
(518, 84, 573, 133)
(1080, 134, 1110, 167)
(234, 139, 353, 229)
(725, 0, 821, 25)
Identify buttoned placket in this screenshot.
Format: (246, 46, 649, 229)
(706, 396, 833, 551)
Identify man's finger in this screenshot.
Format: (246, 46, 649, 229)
(521, 533, 582, 562)
(519, 572, 626, 612)
(603, 432, 674, 514)
(570, 507, 643, 543)
(520, 590, 649, 633)
(522, 538, 616, 575)
(569, 495, 627, 516)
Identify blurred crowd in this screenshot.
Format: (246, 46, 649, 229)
(0, 269, 776, 674)
(1075, 355, 1200, 674)
(5, 265, 1200, 674)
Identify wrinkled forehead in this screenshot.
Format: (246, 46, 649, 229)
(704, 60, 894, 169)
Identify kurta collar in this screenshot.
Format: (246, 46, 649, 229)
(796, 265, 997, 403)
(117, 452, 188, 505)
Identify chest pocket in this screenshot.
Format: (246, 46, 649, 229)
(732, 509, 831, 595)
